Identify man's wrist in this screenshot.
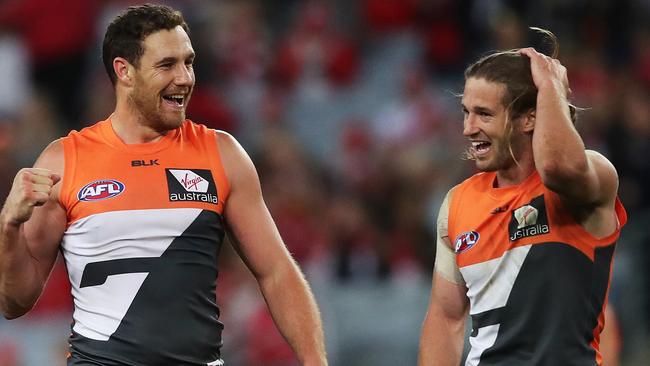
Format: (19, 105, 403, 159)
(0, 213, 22, 234)
(537, 79, 568, 100)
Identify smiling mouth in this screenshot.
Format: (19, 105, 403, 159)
(471, 141, 492, 156)
(162, 94, 185, 107)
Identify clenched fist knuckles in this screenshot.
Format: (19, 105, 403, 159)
(2, 168, 61, 226)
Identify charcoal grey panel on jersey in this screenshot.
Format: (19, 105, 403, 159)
(470, 242, 615, 366)
(68, 210, 225, 366)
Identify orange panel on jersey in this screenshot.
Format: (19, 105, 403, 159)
(59, 119, 231, 226)
(448, 171, 626, 267)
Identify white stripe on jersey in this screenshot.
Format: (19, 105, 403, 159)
(465, 324, 500, 366)
(459, 245, 531, 364)
(61, 208, 202, 341)
(460, 245, 531, 315)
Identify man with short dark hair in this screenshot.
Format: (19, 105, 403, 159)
(0, 4, 327, 365)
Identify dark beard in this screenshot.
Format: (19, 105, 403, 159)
(128, 89, 183, 133)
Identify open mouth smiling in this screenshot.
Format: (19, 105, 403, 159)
(162, 93, 186, 107)
(471, 141, 491, 156)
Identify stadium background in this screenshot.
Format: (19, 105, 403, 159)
(0, 0, 648, 365)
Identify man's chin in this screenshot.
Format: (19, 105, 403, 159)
(162, 114, 185, 129)
(475, 160, 498, 172)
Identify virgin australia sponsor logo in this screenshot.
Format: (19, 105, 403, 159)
(508, 195, 550, 241)
(166, 168, 218, 204)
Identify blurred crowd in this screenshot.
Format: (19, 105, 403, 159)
(0, 0, 649, 365)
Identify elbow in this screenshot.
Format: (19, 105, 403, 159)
(3, 310, 25, 320)
(1, 306, 29, 320)
(0, 296, 33, 320)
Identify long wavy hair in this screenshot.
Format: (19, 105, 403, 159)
(463, 27, 578, 162)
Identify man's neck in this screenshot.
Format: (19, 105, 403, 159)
(109, 107, 167, 144)
(495, 164, 536, 188)
(494, 141, 536, 188)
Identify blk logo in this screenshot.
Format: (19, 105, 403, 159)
(131, 159, 159, 167)
(78, 180, 125, 201)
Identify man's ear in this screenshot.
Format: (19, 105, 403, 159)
(521, 109, 536, 133)
(113, 57, 135, 86)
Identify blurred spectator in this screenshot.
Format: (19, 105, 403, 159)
(206, 0, 270, 145)
(416, 0, 467, 73)
(26, 257, 72, 319)
(186, 85, 238, 132)
(256, 129, 329, 264)
(0, 121, 17, 200)
(607, 83, 650, 210)
(270, 0, 359, 90)
(601, 304, 623, 366)
(11, 91, 65, 167)
(0, 340, 20, 366)
(0, 0, 101, 129)
(363, 0, 418, 34)
(371, 66, 446, 149)
(327, 192, 381, 281)
(0, 32, 30, 120)
(246, 307, 299, 366)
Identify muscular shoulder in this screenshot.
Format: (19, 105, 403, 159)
(215, 131, 258, 192)
(578, 149, 618, 207)
(558, 150, 620, 237)
(585, 150, 618, 182)
(33, 139, 64, 173)
(32, 139, 65, 200)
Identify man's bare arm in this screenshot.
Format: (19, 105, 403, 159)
(419, 189, 469, 365)
(419, 273, 468, 366)
(218, 131, 327, 366)
(0, 140, 67, 318)
(521, 48, 619, 237)
(521, 48, 618, 209)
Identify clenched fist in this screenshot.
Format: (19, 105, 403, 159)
(1, 168, 61, 227)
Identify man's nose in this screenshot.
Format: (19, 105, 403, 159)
(463, 115, 479, 136)
(175, 64, 194, 86)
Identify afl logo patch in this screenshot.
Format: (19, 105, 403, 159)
(78, 180, 125, 201)
(454, 231, 480, 253)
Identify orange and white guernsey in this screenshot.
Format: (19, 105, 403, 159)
(447, 171, 626, 366)
(59, 119, 229, 366)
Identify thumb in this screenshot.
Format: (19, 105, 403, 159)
(51, 173, 62, 185)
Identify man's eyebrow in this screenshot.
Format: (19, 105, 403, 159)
(461, 102, 492, 113)
(155, 53, 195, 65)
(154, 57, 178, 66)
(473, 106, 493, 114)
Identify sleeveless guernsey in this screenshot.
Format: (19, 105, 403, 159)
(448, 171, 627, 366)
(59, 119, 230, 366)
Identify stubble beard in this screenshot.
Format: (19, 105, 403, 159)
(473, 138, 514, 173)
(129, 88, 185, 133)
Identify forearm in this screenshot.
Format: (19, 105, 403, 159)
(258, 263, 327, 366)
(418, 307, 465, 366)
(0, 219, 44, 319)
(532, 83, 587, 183)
